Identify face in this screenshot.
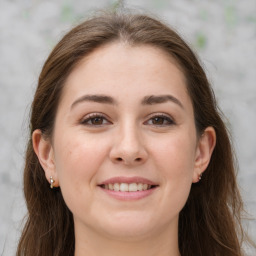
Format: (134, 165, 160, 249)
(35, 43, 212, 241)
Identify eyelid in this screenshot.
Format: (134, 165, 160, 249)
(79, 112, 175, 127)
(144, 113, 176, 126)
(80, 112, 112, 126)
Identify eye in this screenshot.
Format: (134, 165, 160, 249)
(145, 114, 175, 126)
(81, 113, 111, 126)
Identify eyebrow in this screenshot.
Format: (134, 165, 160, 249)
(71, 94, 184, 109)
(141, 95, 184, 109)
(71, 94, 117, 109)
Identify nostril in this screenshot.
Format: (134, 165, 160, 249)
(114, 157, 144, 164)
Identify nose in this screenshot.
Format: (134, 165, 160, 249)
(109, 123, 148, 166)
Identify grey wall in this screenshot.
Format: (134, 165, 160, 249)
(0, 0, 255, 255)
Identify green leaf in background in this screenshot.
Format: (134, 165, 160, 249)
(22, 9, 30, 19)
(199, 9, 209, 21)
(61, 3, 74, 22)
(152, 0, 168, 9)
(111, 0, 125, 11)
(195, 32, 207, 50)
(225, 5, 237, 27)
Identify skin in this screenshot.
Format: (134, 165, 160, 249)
(33, 43, 216, 256)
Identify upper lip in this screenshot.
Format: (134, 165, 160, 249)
(99, 176, 158, 186)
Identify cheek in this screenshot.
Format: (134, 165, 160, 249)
(53, 135, 108, 204)
(151, 132, 196, 210)
(153, 133, 196, 177)
(55, 141, 95, 179)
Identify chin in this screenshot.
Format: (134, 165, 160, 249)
(95, 212, 172, 241)
(102, 224, 155, 241)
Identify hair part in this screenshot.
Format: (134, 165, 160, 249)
(17, 10, 250, 256)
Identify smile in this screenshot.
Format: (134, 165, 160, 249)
(98, 176, 159, 200)
(100, 183, 157, 192)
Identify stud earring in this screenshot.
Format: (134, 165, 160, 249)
(50, 176, 55, 189)
(198, 173, 202, 181)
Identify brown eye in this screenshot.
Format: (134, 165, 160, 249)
(145, 115, 175, 126)
(152, 117, 165, 125)
(81, 114, 110, 126)
(91, 117, 104, 125)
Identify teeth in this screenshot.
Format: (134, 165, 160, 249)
(102, 183, 154, 192)
(128, 183, 137, 192)
(113, 183, 119, 191)
(137, 183, 143, 191)
(120, 183, 129, 192)
(143, 184, 148, 190)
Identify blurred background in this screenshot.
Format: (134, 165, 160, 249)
(0, 0, 255, 255)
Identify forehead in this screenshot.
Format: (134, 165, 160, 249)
(60, 42, 191, 108)
(71, 42, 184, 80)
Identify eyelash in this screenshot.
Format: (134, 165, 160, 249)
(144, 113, 175, 126)
(80, 113, 175, 127)
(81, 113, 110, 126)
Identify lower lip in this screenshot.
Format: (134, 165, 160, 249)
(99, 186, 158, 201)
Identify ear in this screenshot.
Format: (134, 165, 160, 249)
(32, 129, 59, 187)
(193, 127, 216, 183)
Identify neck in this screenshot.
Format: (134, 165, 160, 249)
(74, 222, 180, 256)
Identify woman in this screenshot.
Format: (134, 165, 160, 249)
(17, 10, 249, 256)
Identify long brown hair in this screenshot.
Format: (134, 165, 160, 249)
(17, 10, 249, 256)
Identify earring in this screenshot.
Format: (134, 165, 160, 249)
(198, 173, 202, 181)
(50, 176, 55, 189)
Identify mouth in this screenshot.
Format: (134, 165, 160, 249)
(99, 183, 158, 192)
(98, 176, 159, 200)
